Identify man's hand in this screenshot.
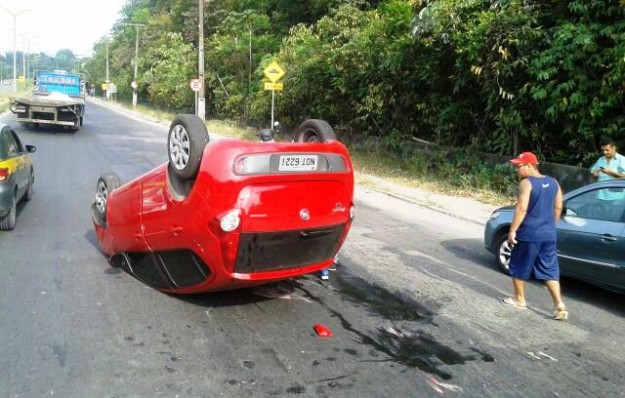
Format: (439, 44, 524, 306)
(507, 230, 517, 245)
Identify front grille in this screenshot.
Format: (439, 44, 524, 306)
(234, 224, 345, 273)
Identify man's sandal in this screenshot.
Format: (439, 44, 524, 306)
(553, 309, 569, 321)
(500, 297, 527, 309)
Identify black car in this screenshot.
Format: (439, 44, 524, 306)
(0, 124, 36, 230)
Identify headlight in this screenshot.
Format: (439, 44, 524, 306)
(219, 209, 241, 232)
(489, 211, 501, 220)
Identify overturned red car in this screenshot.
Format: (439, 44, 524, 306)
(92, 115, 354, 294)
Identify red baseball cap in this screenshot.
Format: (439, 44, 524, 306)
(510, 152, 539, 165)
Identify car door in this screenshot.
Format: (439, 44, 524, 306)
(9, 129, 30, 195)
(0, 127, 24, 194)
(557, 186, 625, 289)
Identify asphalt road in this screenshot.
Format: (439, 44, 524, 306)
(0, 101, 623, 398)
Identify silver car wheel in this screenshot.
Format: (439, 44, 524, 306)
(498, 240, 512, 272)
(95, 180, 108, 214)
(169, 125, 190, 171)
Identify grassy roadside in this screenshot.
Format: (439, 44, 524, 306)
(105, 100, 515, 207)
(0, 86, 33, 113)
(0, 93, 12, 113)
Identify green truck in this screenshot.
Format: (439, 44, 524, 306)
(10, 70, 85, 131)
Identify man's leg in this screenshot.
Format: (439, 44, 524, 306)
(544, 280, 566, 312)
(512, 278, 526, 306)
(536, 241, 567, 318)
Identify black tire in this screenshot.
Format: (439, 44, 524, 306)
(167, 114, 210, 181)
(94, 173, 121, 225)
(72, 118, 81, 131)
(0, 194, 17, 231)
(23, 169, 34, 202)
(494, 233, 512, 275)
(294, 119, 336, 143)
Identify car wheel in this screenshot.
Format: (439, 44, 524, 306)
(72, 119, 81, 131)
(94, 173, 121, 225)
(24, 169, 34, 201)
(494, 233, 512, 275)
(0, 195, 17, 231)
(294, 119, 336, 143)
(167, 114, 210, 181)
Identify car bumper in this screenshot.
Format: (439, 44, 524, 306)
(484, 220, 498, 253)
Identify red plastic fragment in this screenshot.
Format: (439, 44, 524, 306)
(314, 323, 333, 338)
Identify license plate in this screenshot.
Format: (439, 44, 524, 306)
(278, 155, 318, 171)
(35, 107, 54, 112)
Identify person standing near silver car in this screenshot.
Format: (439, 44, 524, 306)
(590, 137, 625, 182)
(500, 152, 568, 320)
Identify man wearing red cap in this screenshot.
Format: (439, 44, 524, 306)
(501, 152, 568, 320)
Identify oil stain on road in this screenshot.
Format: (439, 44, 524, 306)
(297, 269, 495, 381)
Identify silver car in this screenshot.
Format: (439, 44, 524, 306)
(484, 180, 625, 294)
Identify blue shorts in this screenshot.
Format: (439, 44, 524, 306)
(509, 240, 559, 281)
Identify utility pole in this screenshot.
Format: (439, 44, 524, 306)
(21, 35, 25, 86)
(122, 23, 144, 107)
(23, 34, 37, 82)
(105, 38, 110, 99)
(197, 0, 205, 120)
(0, 7, 30, 93)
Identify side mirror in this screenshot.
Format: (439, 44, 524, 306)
(258, 129, 274, 142)
(26, 145, 36, 153)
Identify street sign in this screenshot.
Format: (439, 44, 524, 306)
(18, 75, 25, 83)
(107, 83, 117, 93)
(189, 78, 201, 92)
(101, 83, 107, 90)
(264, 82, 284, 91)
(131, 81, 138, 89)
(263, 61, 285, 83)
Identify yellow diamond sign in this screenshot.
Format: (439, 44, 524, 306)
(263, 61, 285, 83)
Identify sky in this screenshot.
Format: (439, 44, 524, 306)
(0, 0, 128, 58)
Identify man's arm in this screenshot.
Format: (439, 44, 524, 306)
(508, 179, 531, 244)
(589, 158, 602, 179)
(554, 183, 563, 221)
(601, 168, 625, 178)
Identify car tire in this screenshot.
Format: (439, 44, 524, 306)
(0, 195, 17, 231)
(167, 114, 210, 181)
(494, 233, 512, 275)
(294, 119, 336, 143)
(94, 173, 121, 226)
(23, 170, 34, 201)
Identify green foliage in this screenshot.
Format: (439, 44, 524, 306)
(143, 33, 196, 111)
(78, 0, 625, 167)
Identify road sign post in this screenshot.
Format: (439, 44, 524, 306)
(107, 82, 117, 101)
(263, 61, 286, 130)
(190, 78, 202, 119)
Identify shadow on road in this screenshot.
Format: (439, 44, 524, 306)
(13, 123, 79, 135)
(441, 238, 625, 318)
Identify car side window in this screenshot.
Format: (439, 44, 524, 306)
(565, 188, 625, 222)
(4, 130, 19, 156)
(10, 130, 25, 153)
